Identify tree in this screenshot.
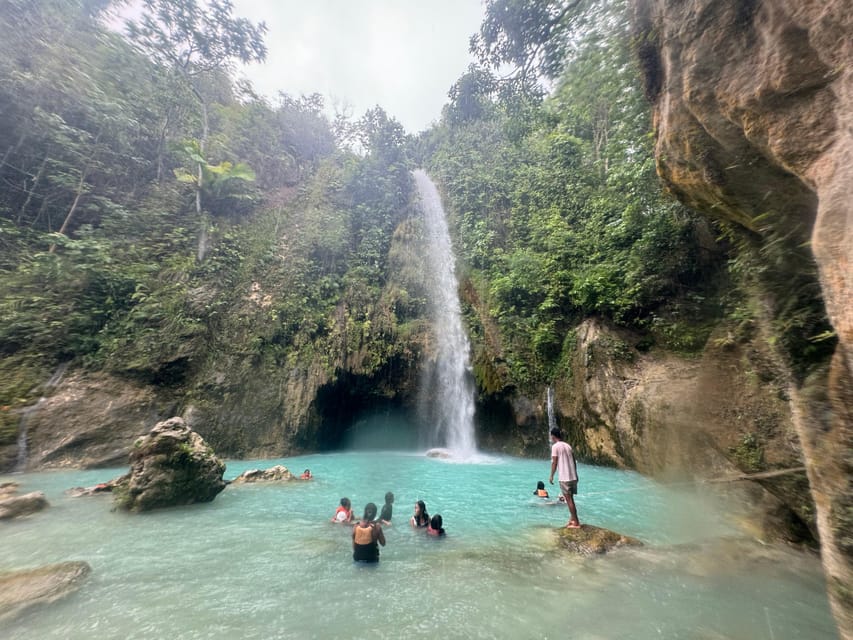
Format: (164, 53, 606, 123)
(470, 0, 593, 94)
(125, 0, 267, 259)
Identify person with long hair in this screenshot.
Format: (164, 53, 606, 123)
(410, 500, 429, 528)
(352, 502, 386, 563)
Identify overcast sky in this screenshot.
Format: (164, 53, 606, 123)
(225, 1, 485, 133)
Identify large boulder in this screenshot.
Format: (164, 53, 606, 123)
(112, 417, 226, 512)
(631, 1, 853, 635)
(0, 489, 48, 520)
(555, 524, 644, 556)
(230, 465, 294, 484)
(0, 561, 90, 622)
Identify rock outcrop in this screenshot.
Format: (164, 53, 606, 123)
(631, 1, 853, 635)
(229, 465, 294, 484)
(0, 489, 49, 520)
(555, 524, 643, 555)
(0, 561, 90, 622)
(112, 417, 226, 512)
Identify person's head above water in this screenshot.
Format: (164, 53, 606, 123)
(413, 500, 429, 525)
(385, 491, 394, 504)
(537, 480, 546, 490)
(340, 497, 351, 509)
(429, 514, 445, 536)
(362, 502, 378, 522)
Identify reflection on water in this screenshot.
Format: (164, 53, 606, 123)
(0, 452, 838, 639)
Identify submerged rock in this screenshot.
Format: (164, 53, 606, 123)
(112, 417, 226, 512)
(425, 448, 453, 459)
(0, 490, 49, 520)
(555, 524, 643, 555)
(0, 561, 90, 622)
(230, 465, 294, 484)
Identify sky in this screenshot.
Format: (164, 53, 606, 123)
(224, 1, 486, 133)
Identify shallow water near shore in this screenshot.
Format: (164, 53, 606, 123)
(1, 451, 837, 639)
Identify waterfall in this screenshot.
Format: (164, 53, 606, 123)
(414, 169, 477, 458)
(14, 362, 69, 472)
(546, 385, 557, 431)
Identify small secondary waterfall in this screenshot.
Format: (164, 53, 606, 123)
(414, 169, 477, 457)
(546, 385, 557, 432)
(15, 362, 69, 472)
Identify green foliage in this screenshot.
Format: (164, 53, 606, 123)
(424, 0, 717, 389)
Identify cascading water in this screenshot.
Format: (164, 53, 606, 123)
(14, 362, 69, 472)
(546, 385, 557, 433)
(414, 169, 476, 458)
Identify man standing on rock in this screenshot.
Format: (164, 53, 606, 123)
(549, 427, 581, 528)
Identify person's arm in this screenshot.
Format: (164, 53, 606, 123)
(549, 456, 558, 484)
(375, 524, 386, 546)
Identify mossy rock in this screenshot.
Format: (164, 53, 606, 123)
(555, 524, 643, 555)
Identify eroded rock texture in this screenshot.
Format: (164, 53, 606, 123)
(113, 417, 226, 512)
(632, 1, 852, 635)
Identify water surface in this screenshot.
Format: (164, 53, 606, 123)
(1, 452, 837, 639)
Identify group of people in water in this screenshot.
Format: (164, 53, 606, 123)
(318, 425, 580, 564)
(331, 491, 446, 563)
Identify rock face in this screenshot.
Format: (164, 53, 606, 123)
(113, 417, 226, 512)
(230, 465, 294, 484)
(631, 1, 853, 635)
(0, 561, 90, 622)
(15, 371, 175, 472)
(555, 524, 643, 555)
(0, 489, 49, 520)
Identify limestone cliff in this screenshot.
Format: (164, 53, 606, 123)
(631, 0, 852, 635)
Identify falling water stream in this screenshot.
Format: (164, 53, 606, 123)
(14, 362, 69, 472)
(414, 170, 477, 458)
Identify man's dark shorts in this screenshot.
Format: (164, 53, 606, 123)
(559, 480, 578, 496)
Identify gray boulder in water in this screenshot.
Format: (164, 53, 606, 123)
(0, 490, 49, 520)
(555, 524, 643, 555)
(230, 465, 294, 484)
(0, 561, 90, 622)
(112, 417, 226, 512)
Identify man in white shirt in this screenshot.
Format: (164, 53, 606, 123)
(548, 427, 581, 528)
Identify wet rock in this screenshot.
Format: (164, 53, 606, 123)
(0, 491, 49, 520)
(0, 482, 19, 498)
(65, 479, 119, 498)
(425, 448, 453, 459)
(0, 561, 90, 622)
(555, 524, 643, 555)
(112, 417, 225, 512)
(230, 465, 294, 484)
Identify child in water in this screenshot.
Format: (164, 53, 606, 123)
(379, 491, 394, 525)
(427, 514, 445, 537)
(534, 480, 549, 498)
(331, 497, 353, 523)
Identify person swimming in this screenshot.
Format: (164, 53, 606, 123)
(300, 469, 312, 480)
(331, 497, 353, 523)
(410, 500, 429, 528)
(534, 480, 549, 498)
(352, 503, 386, 563)
(379, 491, 394, 525)
(427, 514, 445, 537)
